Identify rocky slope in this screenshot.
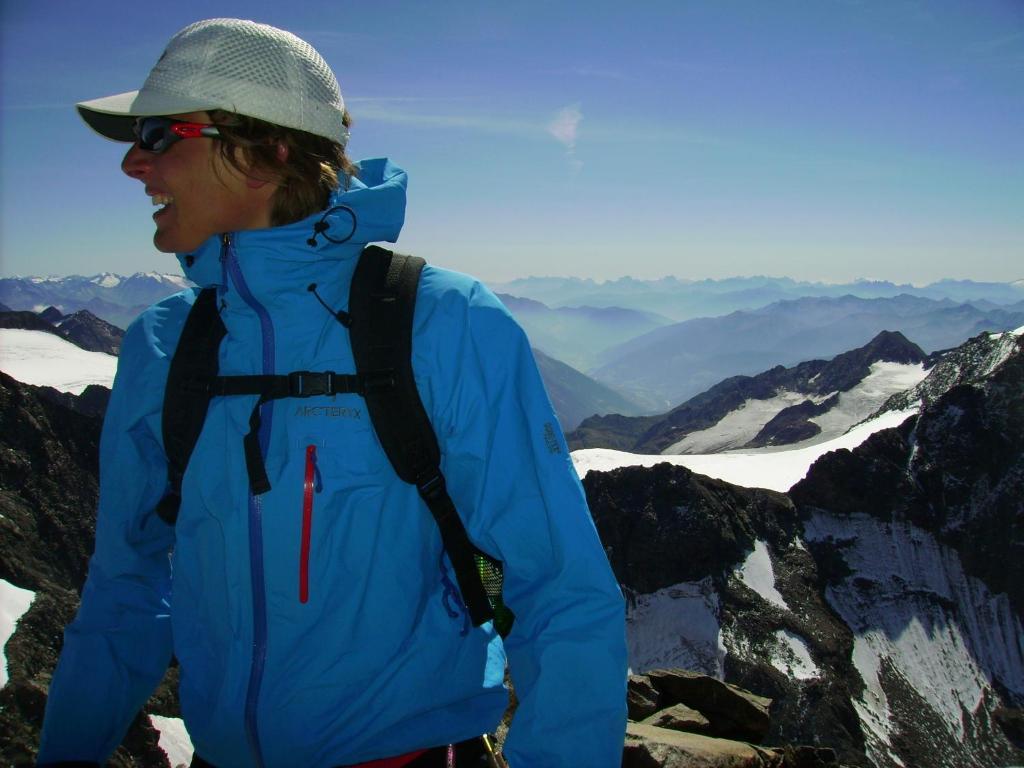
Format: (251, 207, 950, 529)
(584, 331, 1024, 768)
(533, 347, 647, 431)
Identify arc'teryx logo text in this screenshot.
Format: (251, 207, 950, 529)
(294, 405, 363, 419)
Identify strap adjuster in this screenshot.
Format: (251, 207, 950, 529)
(288, 370, 334, 397)
(418, 472, 445, 501)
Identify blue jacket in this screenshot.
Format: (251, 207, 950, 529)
(38, 159, 627, 767)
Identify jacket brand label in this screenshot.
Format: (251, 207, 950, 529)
(294, 405, 363, 419)
(543, 422, 562, 454)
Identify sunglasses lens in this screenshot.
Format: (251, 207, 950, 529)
(135, 118, 173, 152)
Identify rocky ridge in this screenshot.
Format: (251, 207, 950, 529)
(571, 330, 925, 453)
(0, 308, 125, 355)
(584, 330, 1024, 768)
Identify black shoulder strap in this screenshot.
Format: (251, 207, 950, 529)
(349, 245, 497, 628)
(158, 288, 226, 525)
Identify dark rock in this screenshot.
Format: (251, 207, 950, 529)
(644, 669, 772, 743)
(995, 707, 1024, 749)
(585, 463, 796, 593)
(628, 674, 662, 721)
(39, 306, 65, 324)
(0, 310, 61, 333)
(746, 395, 836, 449)
(58, 309, 124, 355)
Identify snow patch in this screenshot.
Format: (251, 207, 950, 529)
(665, 390, 823, 454)
(149, 715, 193, 767)
(770, 630, 820, 680)
(805, 362, 927, 444)
(1, 579, 35, 688)
(572, 408, 918, 491)
(662, 362, 927, 456)
(627, 579, 725, 677)
(0, 329, 117, 394)
(92, 273, 121, 288)
(735, 540, 788, 610)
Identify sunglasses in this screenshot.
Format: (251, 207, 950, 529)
(133, 117, 221, 153)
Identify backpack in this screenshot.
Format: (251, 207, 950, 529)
(157, 245, 513, 635)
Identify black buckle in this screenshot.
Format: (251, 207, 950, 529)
(288, 371, 334, 397)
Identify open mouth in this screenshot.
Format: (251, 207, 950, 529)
(151, 193, 175, 219)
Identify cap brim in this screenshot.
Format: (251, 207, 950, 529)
(76, 90, 219, 142)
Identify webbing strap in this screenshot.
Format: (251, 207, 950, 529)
(158, 288, 226, 526)
(350, 246, 497, 628)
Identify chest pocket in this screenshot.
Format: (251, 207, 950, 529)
(289, 398, 389, 479)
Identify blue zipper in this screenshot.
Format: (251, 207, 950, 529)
(224, 233, 275, 768)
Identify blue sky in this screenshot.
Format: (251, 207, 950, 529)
(1, 0, 1022, 283)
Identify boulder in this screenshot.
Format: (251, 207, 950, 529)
(644, 669, 771, 743)
(628, 674, 662, 721)
(642, 704, 712, 734)
(623, 722, 783, 768)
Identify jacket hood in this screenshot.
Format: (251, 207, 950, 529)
(176, 157, 407, 287)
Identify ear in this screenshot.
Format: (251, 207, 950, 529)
(276, 141, 289, 162)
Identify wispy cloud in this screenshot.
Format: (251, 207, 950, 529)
(547, 104, 582, 150)
(547, 103, 584, 173)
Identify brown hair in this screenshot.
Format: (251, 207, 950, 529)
(208, 109, 358, 227)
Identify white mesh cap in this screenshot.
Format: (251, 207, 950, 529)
(77, 18, 349, 147)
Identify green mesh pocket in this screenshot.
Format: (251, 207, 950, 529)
(475, 553, 515, 637)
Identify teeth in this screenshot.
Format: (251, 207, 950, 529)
(151, 194, 174, 207)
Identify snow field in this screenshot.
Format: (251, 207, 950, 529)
(0, 329, 117, 394)
(572, 408, 919, 492)
(1, 579, 36, 687)
(626, 579, 725, 677)
(663, 362, 928, 455)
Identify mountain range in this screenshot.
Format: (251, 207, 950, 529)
(490, 274, 1024, 322)
(587, 294, 1024, 410)
(0, 273, 191, 331)
(6, 273, 1024, 425)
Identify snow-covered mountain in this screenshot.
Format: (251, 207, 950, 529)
(572, 330, 931, 454)
(2, 300, 1021, 765)
(0, 272, 191, 330)
(583, 327, 1024, 767)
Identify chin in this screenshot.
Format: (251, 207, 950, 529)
(154, 231, 202, 254)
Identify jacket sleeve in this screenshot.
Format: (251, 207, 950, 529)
(423, 277, 628, 768)
(37, 312, 177, 764)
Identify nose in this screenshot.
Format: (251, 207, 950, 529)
(121, 143, 152, 180)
